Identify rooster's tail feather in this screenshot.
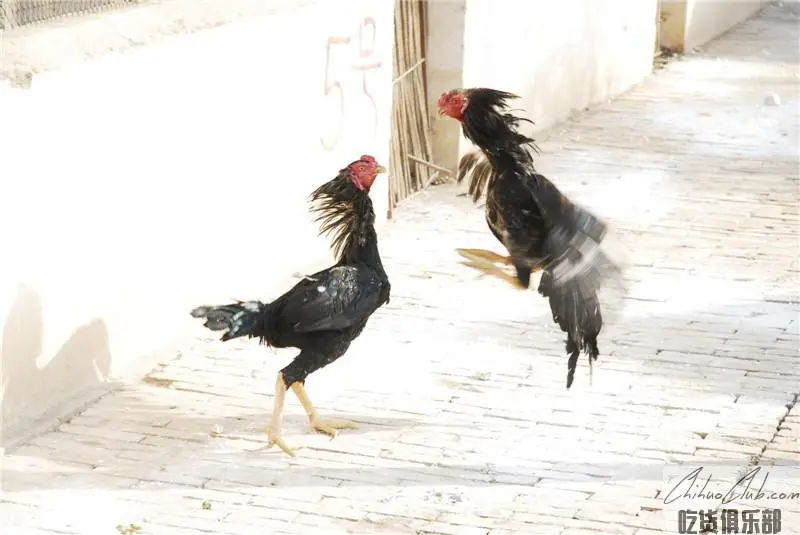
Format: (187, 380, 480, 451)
(538, 271, 602, 389)
(190, 300, 268, 342)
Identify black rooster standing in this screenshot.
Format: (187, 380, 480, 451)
(190, 155, 391, 456)
(438, 88, 622, 389)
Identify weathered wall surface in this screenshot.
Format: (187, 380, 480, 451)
(426, 0, 659, 169)
(684, 0, 771, 51)
(425, 0, 467, 179)
(660, 0, 770, 53)
(0, 0, 395, 443)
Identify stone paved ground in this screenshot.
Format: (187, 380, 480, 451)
(2, 3, 799, 535)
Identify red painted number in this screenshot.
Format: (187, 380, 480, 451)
(320, 16, 383, 151)
(352, 17, 382, 137)
(320, 36, 351, 151)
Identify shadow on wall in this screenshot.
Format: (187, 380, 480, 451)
(1, 283, 112, 447)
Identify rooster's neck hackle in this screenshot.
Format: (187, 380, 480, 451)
(456, 88, 542, 202)
(309, 173, 385, 271)
(462, 88, 540, 162)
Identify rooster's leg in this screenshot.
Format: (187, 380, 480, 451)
(260, 374, 296, 456)
(290, 382, 358, 437)
(456, 248, 513, 266)
(456, 248, 546, 290)
(457, 250, 526, 290)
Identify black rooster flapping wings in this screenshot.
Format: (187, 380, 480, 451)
(439, 88, 626, 388)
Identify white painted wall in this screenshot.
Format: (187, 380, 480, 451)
(0, 0, 395, 443)
(660, 0, 769, 53)
(425, 0, 467, 177)
(684, 0, 769, 51)
(427, 0, 659, 168)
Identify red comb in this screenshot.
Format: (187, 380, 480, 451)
(360, 155, 377, 163)
(437, 91, 451, 108)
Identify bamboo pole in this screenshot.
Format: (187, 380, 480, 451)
(388, 0, 434, 214)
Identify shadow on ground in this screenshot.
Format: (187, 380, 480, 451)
(3, 295, 797, 493)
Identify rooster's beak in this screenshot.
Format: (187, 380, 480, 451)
(376, 165, 387, 174)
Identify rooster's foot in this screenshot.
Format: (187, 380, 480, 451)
(260, 373, 298, 457)
(463, 262, 526, 290)
(290, 382, 358, 439)
(260, 426, 297, 457)
(310, 418, 358, 438)
(458, 259, 526, 290)
(456, 247, 513, 266)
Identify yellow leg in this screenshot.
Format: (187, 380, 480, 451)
(290, 382, 358, 437)
(456, 249, 526, 290)
(259, 374, 296, 457)
(455, 247, 547, 290)
(456, 248, 513, 266)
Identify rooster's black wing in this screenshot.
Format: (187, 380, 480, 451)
(516, 172, 618, 290)
(277, 265, 385, 333)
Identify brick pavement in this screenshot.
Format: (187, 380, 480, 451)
(2, 3, 799, 534)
